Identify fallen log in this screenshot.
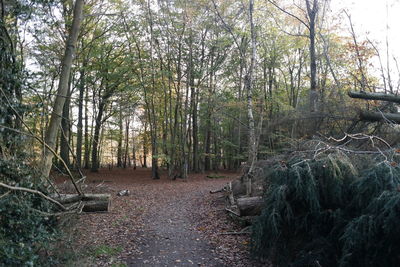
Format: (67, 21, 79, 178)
(348, 91, 400, 104)
(82, 200, 110, 212)
(55, 193, 110, 204)
(237, 196, 263, 216)
(54, 193, 111, 212)
(359, 110, 400, 124)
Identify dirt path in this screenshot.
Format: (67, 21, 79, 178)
(65, 168, 258, 266)
(126, 178, 224, 266)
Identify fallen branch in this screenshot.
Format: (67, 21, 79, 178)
(348, 91, 400, 104)
(0, 124, 83, 195)
(210, 188, 224, 194)
(218, 231, 251, 235)
(31, 203, 84, 216)
(219, 226, 251, 235)
(0, 182, 67, 211)
(0, 190, 11, 199)
(225, 207, 240, 217)
(359, 110, 400, 124)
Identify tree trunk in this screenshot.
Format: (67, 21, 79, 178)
(123, 118, 130, 168)
(348, 91, 400, 104)
(142, 122, 148, 168)
(132, 126, 137, 169)
(60, 82, 71, 169)
(191, 77, 199, 173)
(41, 0, 84, 177)
(245, 0, 257, 181)
(359, 110, 400, 124)
(84, 79, 90, 169)
(76, 66, 85, 168)
(306, 0, 319, 112)
(117, 106, 123, 168)
(91, 100, 105, 172)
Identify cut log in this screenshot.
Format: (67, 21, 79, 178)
(348, 91, 400, 104)
(359, 110, 400, 124)
(54, 193, 111, 212)
(55, 193, 110, 204)
(82, 200, 110, 212)
(237, 196, 263, 216)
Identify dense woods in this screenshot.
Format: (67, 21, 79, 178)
(2, 0, 400, 265)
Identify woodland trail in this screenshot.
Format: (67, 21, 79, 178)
(66, 168, 258, 266)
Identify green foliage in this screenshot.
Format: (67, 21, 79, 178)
(252, 153, 400, 267)
(0, 158, 59, 266)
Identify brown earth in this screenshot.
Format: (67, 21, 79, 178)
(58, 167, 265, 266)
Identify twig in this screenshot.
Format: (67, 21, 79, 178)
(0, 182, 67, 211)
(218, 231, 251, 235)
(0, 190, 11, 199)
(31, 202, 84, 217)
(225, 207, 240, 217)
(0, 124, 83, 195)
(210, 188, 225, 194)
(0, 86, 82, 195)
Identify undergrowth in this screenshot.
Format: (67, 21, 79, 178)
(0, 157, 61, 266)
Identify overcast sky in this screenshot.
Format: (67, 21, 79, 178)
(332, 0, 400, 59)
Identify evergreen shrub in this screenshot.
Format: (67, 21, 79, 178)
(251, 151, 400, 267)
(0, 157, 59, 266)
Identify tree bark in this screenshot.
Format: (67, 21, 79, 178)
(91, 100, 106, 172)
(60, 83, 71, 169)
(76, 66, 85, 168)
(237, 196, 263, 216)
(41, 0, 84, 177)
(359, 110, 400, 124)
(117, 105, 123, 167)
(348, 91, 400, 104)
(245, 0, 257, 188)
(123, 118, 130, 168)
(84, 78, 90, 169)
(56, 193, 110, 204)
(306, 0, 319, 112)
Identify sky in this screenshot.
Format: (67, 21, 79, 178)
(332, 0, 400, 63)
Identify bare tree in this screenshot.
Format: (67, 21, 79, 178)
(268, 0, 321, 112)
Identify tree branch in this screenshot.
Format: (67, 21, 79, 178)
(0, 182, 67, 211)
(266, 0, 310, 30)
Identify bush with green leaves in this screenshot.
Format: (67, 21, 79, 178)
(0, 157, 59, 266)
(251, 151, 400, 267)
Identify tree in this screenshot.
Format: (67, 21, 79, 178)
(41, 0, 84, 177)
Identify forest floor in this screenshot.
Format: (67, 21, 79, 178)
(57, 167, 264, 267)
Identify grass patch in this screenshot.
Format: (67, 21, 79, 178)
(92, 245, 123, 258)
(206, 173, 226, 179)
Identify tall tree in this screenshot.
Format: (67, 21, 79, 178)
(41, 0, 84, 177)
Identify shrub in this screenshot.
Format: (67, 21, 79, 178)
(0, 157, 59, 266)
